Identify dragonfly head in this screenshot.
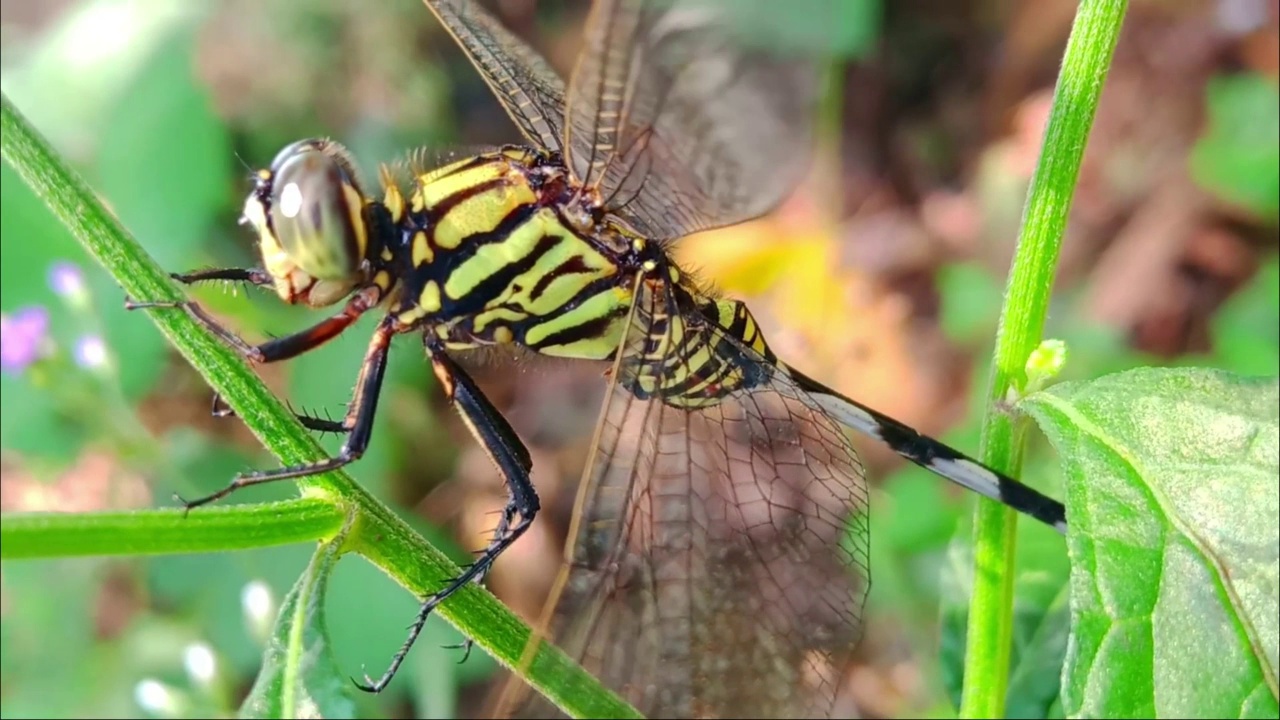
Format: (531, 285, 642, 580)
(242, 138, 372, 307)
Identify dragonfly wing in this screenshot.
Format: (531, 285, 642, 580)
(564, 0, 833, 239)
(423, 0, 566, 154)
(501, 278, 869, 719)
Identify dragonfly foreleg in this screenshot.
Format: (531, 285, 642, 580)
(128, 283, 384, 363)
(127, 284, 384, 436)
(355, 336, 539, 694)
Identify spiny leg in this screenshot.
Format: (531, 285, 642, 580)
(441, 505, 517, 664)
(136, 268, 274, 323)
(210, 392, 348, 434)
(437, 355, 539, 662)
(170, 267, 274, 287)
(356, 337, 538, 694)
(179, 314, 398, 510)
(125, 297, 270, 361)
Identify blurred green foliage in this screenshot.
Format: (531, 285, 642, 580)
(1190, 74, 1280, 222)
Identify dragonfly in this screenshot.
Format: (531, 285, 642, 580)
(128, 0, 1068, 717)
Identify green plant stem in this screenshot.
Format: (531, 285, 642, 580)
(0, 92, 638, 720)
(0, 499, 343, 559)
(959, 1, 1128, 717)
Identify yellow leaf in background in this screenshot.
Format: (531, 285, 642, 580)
(676, 219, 785, 296)
(770, 235, 844, 337)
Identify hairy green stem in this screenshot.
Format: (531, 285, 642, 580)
(0, 499, 343, 558)
(959, 1, 1128, 717)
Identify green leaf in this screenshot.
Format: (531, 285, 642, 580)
(1, 0, 214, 404)
(1022, 367, 1280, 718)
(938, 261, 1005, 345)
(241, 530, 358, 720)
(0, 560, 103, 717)
(713, 0, 879, 59)
(0, 161, 97, 461)
(147, 544, 316, 677)
(1190, 74, 1280, 221)
(0, 0, 209, 159)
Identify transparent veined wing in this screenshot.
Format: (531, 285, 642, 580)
(423, 0, 567, 154)
(498, 278, 870, 719)
(564, 0, 834, 240)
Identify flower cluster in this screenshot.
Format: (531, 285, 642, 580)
(0, 261, 110, 377)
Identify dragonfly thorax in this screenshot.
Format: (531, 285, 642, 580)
(388, 147, 651, 362)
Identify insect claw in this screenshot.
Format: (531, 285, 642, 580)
(441, 639, 476, 664)
(351, 672, 380, 694)
(171, 492, 196, 518)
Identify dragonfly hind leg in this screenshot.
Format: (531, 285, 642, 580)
(355, 336, 539, 694)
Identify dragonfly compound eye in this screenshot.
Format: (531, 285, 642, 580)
(264, 139, 368, 283)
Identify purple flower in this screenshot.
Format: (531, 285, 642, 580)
(1, 306, 51, 374)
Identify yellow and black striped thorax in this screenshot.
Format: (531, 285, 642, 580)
(386, 147, 644, 361)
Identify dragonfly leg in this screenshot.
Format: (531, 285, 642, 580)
(169, 267, 274, 287)
(355, 337, 538, 694)
(127, 284, 384, 364)
(131, 282, 383, 434)
(132, 271, 377, 434)
(176, 312, 397, 510)
(210, 392, 348, 435)
(440, 504, 518, 664)
(124, 267, 271, 351)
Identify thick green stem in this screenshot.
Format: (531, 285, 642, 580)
(959, 1, 1128, 717)
(0, 499, 343, 558)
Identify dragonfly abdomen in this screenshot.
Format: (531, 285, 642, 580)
(623, 289, 780, 407)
